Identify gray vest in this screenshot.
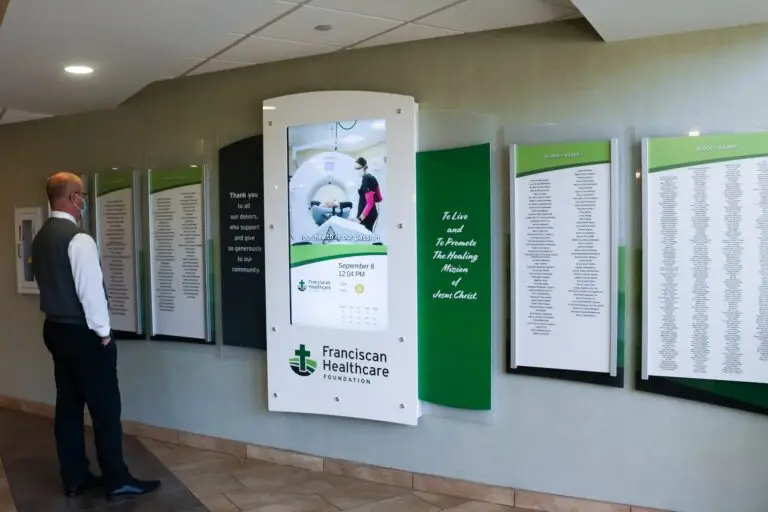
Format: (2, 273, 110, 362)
(32, 217, 99, 326)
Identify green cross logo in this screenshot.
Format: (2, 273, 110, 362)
(289, 344, 317, 377)
(297, 280, 306, 292)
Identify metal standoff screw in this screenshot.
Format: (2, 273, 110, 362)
(396, 108, 402, 114)
(273, 392, 278, 398)
(397, 223, 403, 229)
(398, 337, 405, 342)
(335, 397, 340, 402)
(399, 403, 405, 409)
(268, 121, 273, 126)
(271, 326, 277, 332)
(269, 224, 275, 230)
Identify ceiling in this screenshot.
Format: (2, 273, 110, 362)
(0, 0, 580, 124)
(288, 119, 387, 155)
(1, 0, 767, 126)
(572, 0, 768, 43)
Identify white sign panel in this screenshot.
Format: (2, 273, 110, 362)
(511, 140, 618, 374)
(148, 166, 211, 342)
(264, 91, 419, 425)
(644, 132, 768, 383)
(95, 170, 143, 335)
(15, 206, 43, 295)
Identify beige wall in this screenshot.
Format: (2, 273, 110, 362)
(3, 19, 768, 512)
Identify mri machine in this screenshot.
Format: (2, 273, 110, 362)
(289, 151, 384, 245)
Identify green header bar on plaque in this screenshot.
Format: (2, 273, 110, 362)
(647, 132, 768, 173)
(149, 166, 202, 194)
(96, 169, 134, 197)
(515, 140, 611, 178)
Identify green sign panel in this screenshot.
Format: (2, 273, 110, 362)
(95, 169, 134, 197)
(515, 140, 611, 177)
(417, 143, 492, 411)
(647, 132, 768, 173)
(149, 166, 202, 194)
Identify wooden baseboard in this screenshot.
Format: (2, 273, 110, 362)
(0, 395, 670, 512)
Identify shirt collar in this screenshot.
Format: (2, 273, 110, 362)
(50, 210, 77, 224)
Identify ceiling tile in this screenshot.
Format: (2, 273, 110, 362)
(354, 23, 462, 48)
(3, 0, 297, 41)
(220, 35, 339, 64)
(308, 0, 460, 22)
(258, 5, 402, 47)
(0, 0, 253, 114)
(186, 58, 255, 76)
(420, 0, 572, 32)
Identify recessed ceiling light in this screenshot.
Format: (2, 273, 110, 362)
(688, 130, 701, 137)
(65, 65, 94, 75)
(314, 24, 332, 32)
(263, 105, 276, 111)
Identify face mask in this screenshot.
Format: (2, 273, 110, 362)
(354, 165, 362, 171)
(74, 194, 88, 218)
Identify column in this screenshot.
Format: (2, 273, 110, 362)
(722, 164, 744, 375)
(524, 177, 556, 336)
(153, 196, 176, 313)
(757, 164, 768, 362)
(689, 168, 710, 374)
(569, 168, 603, 319)
(180, 190, 202, 302)
(658, 174, 680, 372)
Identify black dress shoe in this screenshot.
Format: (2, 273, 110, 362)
(64, 473, 104, 497)
(64, 486, 85, 498)
(106, 478, 161, 499)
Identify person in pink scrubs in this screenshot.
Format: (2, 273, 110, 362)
(354, 157, 382, 233)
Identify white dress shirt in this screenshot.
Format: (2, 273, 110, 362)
(50, 211, 111, 338)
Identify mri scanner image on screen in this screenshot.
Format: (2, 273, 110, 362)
(287, 118, 389, 332)
(287, 119, 387, 247)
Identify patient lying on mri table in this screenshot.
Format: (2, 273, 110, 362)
(310, 200, 354, 226)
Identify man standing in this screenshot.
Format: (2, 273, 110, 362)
(31, 172, 160, 499)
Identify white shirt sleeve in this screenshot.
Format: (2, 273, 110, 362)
(68, 233, 111, 338)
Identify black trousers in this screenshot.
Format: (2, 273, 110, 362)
(361, 211, 377, 232)
(42, 320, 129, 488)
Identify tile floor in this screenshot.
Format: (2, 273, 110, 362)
(142, 437, 528, 511)
(0, 408, 529, 512)
(0, 408, 203, 512)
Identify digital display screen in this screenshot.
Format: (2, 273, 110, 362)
(287, 118, 388, 331)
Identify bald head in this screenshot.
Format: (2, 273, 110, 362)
(47, 172, 85, 218)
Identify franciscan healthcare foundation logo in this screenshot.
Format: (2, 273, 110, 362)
(289, 344, 317, 377)
(297, 280, 307, 292)
(288, 344, 390, 385)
